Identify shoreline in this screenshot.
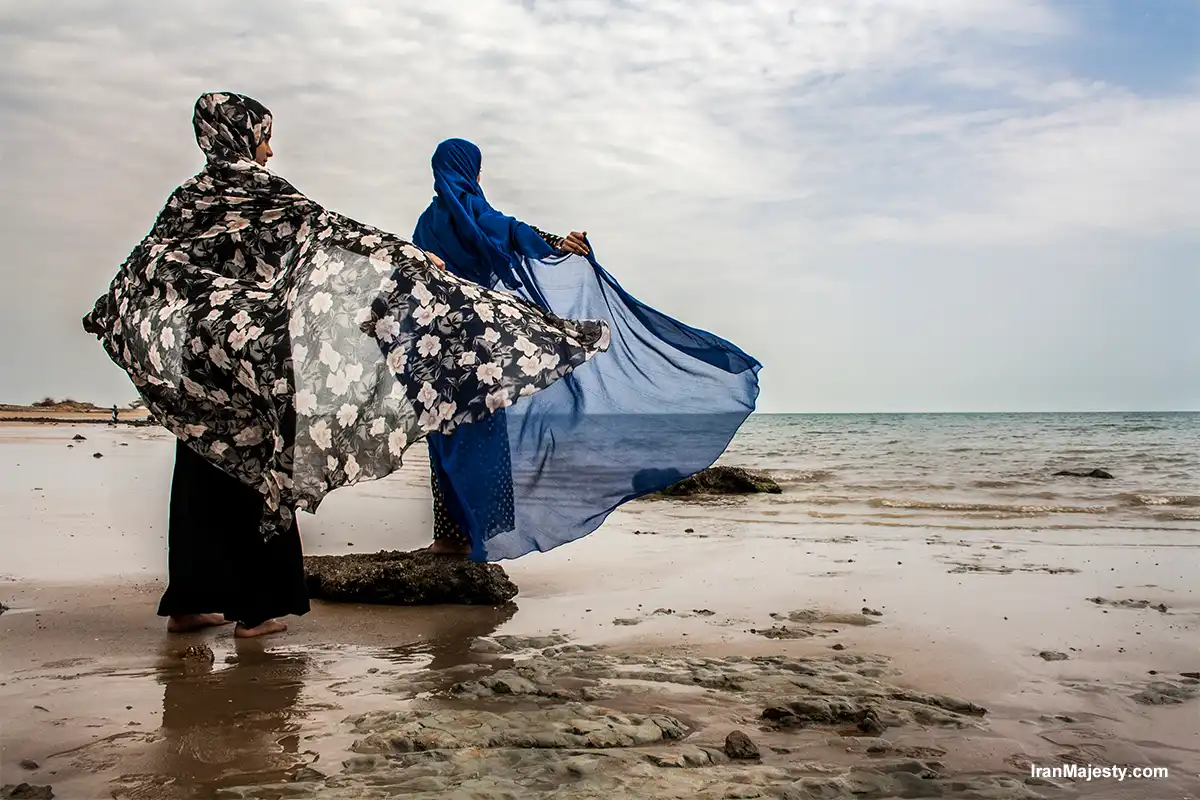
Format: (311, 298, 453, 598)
(1, 422, 1198, 798)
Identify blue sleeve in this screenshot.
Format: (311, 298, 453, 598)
(471, 200, 560, 262)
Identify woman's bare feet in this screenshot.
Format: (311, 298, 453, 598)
(426, 540, 471, 557)
(166, 613, 228, 633)
(234, 619, 288, 638)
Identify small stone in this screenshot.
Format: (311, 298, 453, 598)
(861, 607, 883, 617)
(857, 707, 887, 736)
(72, 434, 86, 441)
(724, 730, 760, 760)
(684, 528, 695, 533)
(1038, 651, 1070, 662)
(18, 760, 39, 771)
(613, 618, 642, 626)
(1181, 672, 1200, 680)
(831, 644, 846, 651)
(92, 453, 104, 459)
(181, 644, 215, 665)
(290, 766, 326, 782)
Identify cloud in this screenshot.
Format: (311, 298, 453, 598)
(0, 0, 1197, 411)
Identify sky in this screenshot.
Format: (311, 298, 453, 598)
(1, 0, 1197, 414)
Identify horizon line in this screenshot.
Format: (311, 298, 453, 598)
(751, 409, 1200, 415)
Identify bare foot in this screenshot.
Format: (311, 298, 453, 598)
(425, 540, 471, 557)
(167, 613, 229, 633)
(234, 619, 288, 638)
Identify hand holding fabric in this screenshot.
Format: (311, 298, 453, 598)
(559, 231, 590, 256)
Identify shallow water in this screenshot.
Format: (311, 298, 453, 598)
(723, 412, 1200, 530)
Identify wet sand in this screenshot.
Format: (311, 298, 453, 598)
(1, 424, 1198, 798)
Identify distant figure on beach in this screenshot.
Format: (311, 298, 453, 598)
(412, 138, 761, 562)
(83, 96, 608, 637)
(111, 404, 119, 424)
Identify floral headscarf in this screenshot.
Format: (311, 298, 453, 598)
(84, 93, 608, 538)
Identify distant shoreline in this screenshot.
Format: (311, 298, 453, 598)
(0, 416, 157, 426)
(0, 404, 153, 426)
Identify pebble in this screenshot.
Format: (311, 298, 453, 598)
(724, 730, 760, 760)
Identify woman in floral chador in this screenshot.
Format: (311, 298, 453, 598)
(83, 94, 609, 636)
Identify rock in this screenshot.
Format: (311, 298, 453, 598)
(1181, 672, 1200, 680)
(751, 625, 817, 640)
(613, 618, 642, 627)
(660, 466, 782, 497)
(478, 671, 540, 696)
(861, 607, 883, 617)
(17, 761, 38, 771)
(831, 643, 846, 651)
(724, 730, 760, 760)
(181, 645, 215, 673)
(1131, 680, 1200, 706)
(289, 766, 326, 782)
(1086, 597, 1169, 613)
(1037, 651, 1069, 662)
(71, 434, 86, 441)
(857, 707, 887, 736)
(92, 452, 104, 459)
(304, 550, 518, 605)
(1, 785, 54, 800)
(0, 602, 8, 616)
(182, 644, 215, 663)
(1054, 469, 1114, 480)
(349, 705, 688, 753)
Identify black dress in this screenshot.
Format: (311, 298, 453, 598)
(158, 439, 310, 627)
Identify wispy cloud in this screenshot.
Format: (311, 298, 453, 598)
(1, 0, 1197, 411)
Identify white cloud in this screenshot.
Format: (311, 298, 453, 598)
(0, 0, 1197, 410)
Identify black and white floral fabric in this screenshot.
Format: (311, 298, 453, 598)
(83, 92, 609, 538)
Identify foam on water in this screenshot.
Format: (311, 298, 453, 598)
(720, 412, 1200, 532)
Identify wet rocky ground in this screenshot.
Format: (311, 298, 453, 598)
(304, 550, 519, 605)
(212, 635, 1075, 799)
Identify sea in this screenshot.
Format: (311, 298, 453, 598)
(719, 412, 1200, 533)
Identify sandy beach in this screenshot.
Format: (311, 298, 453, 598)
(1, 422, 1197, 799)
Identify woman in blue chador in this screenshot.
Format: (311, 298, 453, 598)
(413, 138, 761, 561)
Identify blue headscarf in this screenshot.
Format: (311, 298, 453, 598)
(412, 138, 761, 563)
(414, 138, 556, 290)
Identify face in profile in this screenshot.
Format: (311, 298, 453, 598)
(255, 137, 273, 166)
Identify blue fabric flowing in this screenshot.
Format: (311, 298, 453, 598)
(414, 139, 761, 562)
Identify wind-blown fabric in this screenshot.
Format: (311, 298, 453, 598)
(414, 138, 760, 562)
(83, 94, 609, 539)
